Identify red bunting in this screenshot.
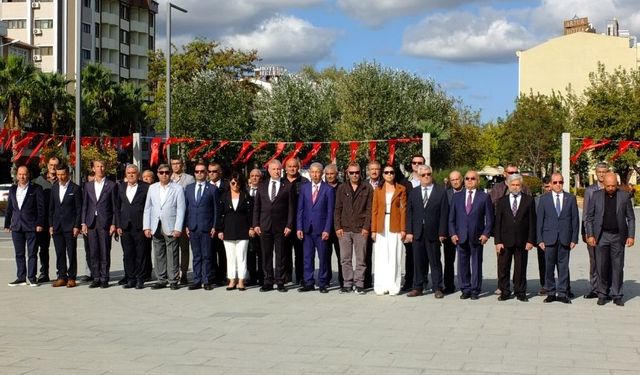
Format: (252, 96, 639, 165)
(300, 142, 322, 167)
(570, 138, 611, 164)
(232, 141, 253, 166)
(202, 140, 230, 160)
(120, 136, 133, 149)
(387, 139, 398, 166)
(4, 130, 19, 150)
(369, 141, 377, 162)
(163, 137, 195, 159)
(242, 141, 268, 164)
(349, 142, 359, 162)
(0, 128, 7, 148)
(12, 132, 37, 161)
(282, 142, 304, 166)
(149, 137, 162, 167)
(329, 141, 339, 162)
(26, 135, 48, 165)
(263, 142, 286, 168)
(69, 138, 76, 165)
(187, 140, 212, 160)
(610, 141, 639, 161)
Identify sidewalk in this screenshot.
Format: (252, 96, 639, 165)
(0, 213, 639, 374)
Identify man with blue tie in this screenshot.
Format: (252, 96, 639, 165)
(448, 170, 493, 300)
(537, 172, 579, 304)
(5, 166, 45, 287)
(296, 162, 335, 293)
(184, 162, 219, 291)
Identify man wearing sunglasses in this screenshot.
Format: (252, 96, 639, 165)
(170, 158, 194, 286)
(537, 173, 579, 304)
(323, 163, 343, 289)
(400, 155, 427, 292)
(207, 162, 229, 286)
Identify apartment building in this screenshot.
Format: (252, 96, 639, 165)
(0, 0, 157, 85)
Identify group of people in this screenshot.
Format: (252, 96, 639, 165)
(4, 156, 635, 305)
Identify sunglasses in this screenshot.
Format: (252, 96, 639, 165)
(421, 173, 432, 177)
(465, 177, 476, 181)
(194, 170, 206, 174)
(506, 171, 517, 175)
(348, 171, 360, 175)
(230, 180, 238, 185)
(411, 161, 422, 165)
(552, 181, 564, 185)
(383, 171, 395, 175)
(208, 170, 219, 173)
(157, 170, 170, 175)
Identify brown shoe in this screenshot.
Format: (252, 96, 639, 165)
(66, 279, 77, 288)
(52, 279, 67, 287)
(406, 289, 423, 297)
(434, 290, 445, 299)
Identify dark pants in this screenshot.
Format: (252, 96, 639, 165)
(144, 237, 153, 279)
(413, 236, 443, 292)
(497, 246, 528, 296)
(52, 231, 77, 280)
(36, 231, 50, 277)
(403, 242, 414, 289)
(121, 229, 146, 283)
(536, 247, 545, 287)
(247, 236, 263, 285)
(457, 242, 483, 296)
(82, 234, 92, 277)
(261, 231, 287, 286)
(179, 233, 190, 279)
(209, 237, 226, 283)
(588, 243, 611, 294)
(326, 231, 342, 287)
(303, 233, 330, 287)
(284, 235, 304, 284)
(442, 238, 456, 291)
(595, 231, 624, 299)
(12, 231, 37, 281)
(190, 231, 212, 285)
(544, 243, 570, 298)
(364, 238, 374, 288)
(87, 227, 112, 283)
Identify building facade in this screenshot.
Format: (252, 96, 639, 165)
(0, 0, 157, 85)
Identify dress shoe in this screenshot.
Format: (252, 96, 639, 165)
(27, 279, 39, 287)
(340, 287, 352, 294)
(80, 275, 93, 283)
(188, 284, 202, 290)
(613, 298, 624, 307)
(66, 279, 77, 288)
(135, 281, 145, 290)
(37, 275, 50, 283)
(117, 278, 128, 286)
(355, 287, 366, 295)
(538, 288, 547, 296)
(597, 297, 607, 306)
(557, 296, 571, 304)
(52, 279, 67, 287)
(406, 289, 423, 297)
(516, 295, 528, 302)
(203, 284, 213, 290)
(260, 285, 274, 292)
(277, 284, 287, 292)
(170, 283, 180, 290)
(584, 291, 598, 299)
(123, 283, 135, 289)
(100, 282, 109, 289)
(470, 294, 479, 300)
(434, 290, 445, 299)
(460, 293, 471, 300)
(543, 296, 556, 303)
(443, 287, 456, 295)
(498, 294, 511, 301)
(179, 276, 189, 286)
(238, 286, 246, 291)
(298, 285, 315, 292)
(568, 291, 575, 299)
(319, 286, 329, 294)
(8, 279, 27, 287)
(226, 285, 237, 291)
(88, 281, 101, 289)
(151, 282, 167, 290)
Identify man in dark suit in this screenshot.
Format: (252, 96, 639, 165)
(49, 164, 82, 288)
(185, 162, 219, 291)
(32, 156, 60, 283)
(208, 162, 228, 285)
(116, 164, 149, 289)
(581, 162, 611, 299)
(296, 163, 335, 293)
(405, 165, 449, 298)
(246, 168, 263, 286)
(323, 163, 343, 288)
(449, 170, 493, 300)
(494, 173, 537, 302)
(81, 159, 118, 289)
(443, 170, 463, 294)
(5, 166, 45, 287)
(585, 172, 635, 306)
(537, 172, 579, 304)
(282, 157, 309, 285)
(253, 159, 295, 292)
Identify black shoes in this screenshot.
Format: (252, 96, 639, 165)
(319, 287, 329, 294)
(118, 278, 128, 286)
(136, 281, 145, 289)
(8, 279, 27, 287)
(88, 281, 101, 289)
(543, 296, 556, 303)
(169, 283, 180, 290)
(204, 284, 214, 291)
(498, 294, 511, 301)
(298, 285, 315, 292)
(584, 291, 598, 299)
(188, 284, 202, 290)
(460, 293, 471, 300)
(179, 276, 189, 286)
(100, 282, 109, 289)
(260, 285, 274, 292)
(151, 282, 167, 290)
(613, 298, 624, 307)
(597, 297, 607, 306)
(470, 294, 479, 300)
(340, 287, 352, 294)
(556, 296, 571, 304)
(277, 284, 287, 293)
(123, 282, 135, 289)
(516, 295, 528, 302)
(36, 275, 50, 283)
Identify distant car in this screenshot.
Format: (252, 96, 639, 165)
(0, 183, 11, 202)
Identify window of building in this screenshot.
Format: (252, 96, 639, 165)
(94, 0, 100, 11)
(148, 35, 154, 50)
(148, 12, 154, 27)
(34, 46, 53, 56)
(95, 23, 100, 37)
(81, 49, 91, 60)
(34, 19, 54, 29)
(1, 0, 27, 3)
(120, 29, 129, 45)
(82, 23, 91, 33)
(83, 0, 90, 7)
(6, 19, 27, 29)
(120, 4, 130, 21)
(120, 53, 129, 68)
(95, 47, 100, 60)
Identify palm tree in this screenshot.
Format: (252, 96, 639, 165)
(81, 63, 118, 135)
(24, 71, 74, 134)
(0, 55, 36, 129)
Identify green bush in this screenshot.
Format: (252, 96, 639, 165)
(571, 187, 586, 198)
(523, 175, 542, 196)
(634, 186, 640, 206)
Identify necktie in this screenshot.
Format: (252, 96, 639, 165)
(466, 191, 472, 214)
(422, 188, 429, 207)
(251, 188, 256, 197)
(196, 183, 202, 203)
(271, 181, 277, 202)
(555, 194, 561, 216)
(511, 194, 518, 216)
(312, 184, 319, 204)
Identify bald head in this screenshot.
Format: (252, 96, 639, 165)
(603, 172, 618, 196)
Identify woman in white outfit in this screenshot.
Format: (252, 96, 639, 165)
(371, 166, 406, 295)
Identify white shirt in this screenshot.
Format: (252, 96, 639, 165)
(159, 182, 170, 206)
(554, 192, 564, 212)
(59, 181, 69, 203)
(194, 182, 205, 200)
(232, 197, 239, 210)
(94, 178, 105, 201)
(509, 193, 520, 211)
(268, 179, 281, 198)
(126, 183, 138, 204)
(410, 176, 421, 188)
(16, 183, 28, 209)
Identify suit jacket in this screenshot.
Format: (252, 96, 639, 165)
(32, 175, 53, 227)
(81, 178, 118, 230)
(218, 190, 253, 240)
(296, 181, 335, 235)
(334, 182, 372, 233)
(536, 191, 579, 247)
(143, 182, 186, 235)
(406, 184, 449, 241)
(4, 183, 45, 231)
(371, 183, 406, 234)
(282, 175, 309, 230)
(581, 183, 601, 241)
(448, 189, 494, 245)
(184, 181, 218, 232)
(494, 193, 536, 247)
(116, 181, 149, 231)
(252, 179, 295, 233)
(584, 190, 635, 243)
(49, 181, 82, 233)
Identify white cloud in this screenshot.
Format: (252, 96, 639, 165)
(221, 15, 338, 68)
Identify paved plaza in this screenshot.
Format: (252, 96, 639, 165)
(1, 211, 640, 375)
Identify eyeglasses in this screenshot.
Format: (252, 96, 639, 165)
(464, 177, 476, 181)
(157, 170, 170, 175)
(421, 173, 432, 177)
(194, 170, 206, 174)
(383, 171, 395, 175)
(348, 171, 360, 175)
(208, 170, 219, 173)
(552, 181, 564, 185)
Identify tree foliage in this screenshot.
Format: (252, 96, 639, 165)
(0, 55, 36, 129)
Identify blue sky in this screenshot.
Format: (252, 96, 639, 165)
(156, 0, 640, 123)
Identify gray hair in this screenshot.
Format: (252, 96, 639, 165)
(506, 173, 523, 184)
(268, 159, 282, 168)
(125, 164, 139, 173)
(324, 163, 337, 173)
(309, 162, 324, 172)
(417, 165, 432, 174)
(595, 162, 609, 170)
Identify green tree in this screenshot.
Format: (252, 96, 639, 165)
(24, 71, 74, 134)
(0, 55, 36, 129)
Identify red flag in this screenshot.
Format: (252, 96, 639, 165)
(263, 142, 286, 168)
(120, 136, 133, 149)
(81, 137, 93, 147)
(26, 135, 48, 165)
(610, 140, 637, 161)
(242, 141, 268, 164)
(12, 132, 37, 162)
(0, 128, 7, 148)
(570, 138, 611, 164)
(329, 141, 339, 162)
(300, 142, 322, 167)
(232, 141, 253, 166)
(368, 141, 377, 162)
(282, 142, 304, 166)
(69, 138, 76, 165)
(349, 142, 359, 162)
(187, 140, 212, 160)
(150, 137, 162, 167)
(4, 130, 19, 150)
(387, 139, 398, 166)
(202, 140, 230, 160)
(163, 137, 195, 159)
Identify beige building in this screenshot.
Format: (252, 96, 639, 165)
(0, 20, 34, 60)
(0, 0, 157, 85)
(517, 19, 639, 97)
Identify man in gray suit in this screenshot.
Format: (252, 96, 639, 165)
(143, 164, 186, 290)
(584, 172, 635, 306)
(537, 172, 579, 304)
(170, 157, 194, 286)
(582, 162, 611, 299)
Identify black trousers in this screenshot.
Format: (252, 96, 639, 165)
(413, 236, 443, 292)
(364, 238, 373, 288)
(52, 231, 77, 280)
(261, 231, 287, 286)
(595, 231, 624, 299)
(442, 238, 456, 291)
(497, 246, 528, 296)
(209, 237, 226, 283)
(403, 242, 414, 289)
(87, 226, 112, 283)
(122, 229, 147, 282)
(144, 237, 153, 279)
(326, 231, 343, 287)
(36, 231, 50, 277)
(247, 236, 263, 285)
(536, 247, 545, 287)
(284, 235, 304, 283)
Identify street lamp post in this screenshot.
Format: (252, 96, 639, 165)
(75, 0, 81, 184)
(166, 1, 187, 161)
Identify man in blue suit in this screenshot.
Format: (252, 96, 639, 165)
(296, 162, 335, 293)
(5, 166, 45, 287)
(185, 162, 219, 291)
(537, 172, 579, 304)
(448, 170, 493, 300)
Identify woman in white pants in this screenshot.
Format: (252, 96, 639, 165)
(370, 165, 406, 295)
(217, 172, 254, 291)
